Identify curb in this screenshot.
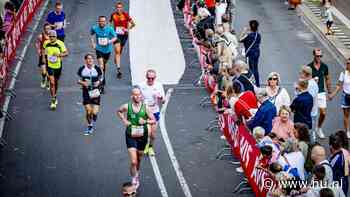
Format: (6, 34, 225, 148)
(297, 3, 350, 65)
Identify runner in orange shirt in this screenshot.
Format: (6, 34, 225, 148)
(110, 1, 135, 78)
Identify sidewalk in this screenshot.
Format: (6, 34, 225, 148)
(333, 0, 350, 19)
(298, 0, 350, 64)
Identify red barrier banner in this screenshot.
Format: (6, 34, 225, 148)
(225, 115, 278, 197)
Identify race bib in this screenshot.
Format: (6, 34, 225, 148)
(48, 55, 58, 63)
(98, 37, 108, 46)
(115, 27, 125, 35)
(88, 89, 100, 99)
(55, 22, 64, 29)
(131, 125, 144, 137)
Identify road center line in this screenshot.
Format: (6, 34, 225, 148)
(149, 156, 169, 197)
(160, 88, 193, 197)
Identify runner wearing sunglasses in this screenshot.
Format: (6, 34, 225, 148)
(138, 69, 165, 156)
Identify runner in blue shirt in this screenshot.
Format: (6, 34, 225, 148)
(46, 1, 66, 41)
(90, 15, 116, 94)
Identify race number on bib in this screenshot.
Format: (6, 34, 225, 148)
(98, 37, 108, 46)
(55, 22, 64, 29)
(115, 27, 124, 35)
(48, 55, 58, 63)
(131, 125, 144, 137)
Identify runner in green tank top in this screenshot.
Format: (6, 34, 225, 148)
(117, 87, 155, 189)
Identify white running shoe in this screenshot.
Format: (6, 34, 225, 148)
(317, 128, 325, 139)
(235, 166, 243, 173)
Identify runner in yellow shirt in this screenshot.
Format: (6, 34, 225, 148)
(43, 30, 68, 110)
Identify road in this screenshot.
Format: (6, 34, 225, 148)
(0, 0, 346, 197)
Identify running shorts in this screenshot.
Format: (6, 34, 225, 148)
(82, 90, 101, 106)
(153, 112, 161, 122)
(96, 50, 111, 62)
(125, 131, 148, 151)
(47, 67, 62, 80)
(114, 34, 128, 47)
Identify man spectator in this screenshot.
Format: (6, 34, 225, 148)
(307, 48, 331, 138)
(311, 145, 333, 185)
(247, 88, 277, 134)
(230, 60, 255, 92)
(204, 0, 216, 16)
(290, 80, 313, 129)
(300, 65, 319, 141)
(46, 1, 66, 41)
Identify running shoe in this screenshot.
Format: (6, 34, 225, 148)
(46, 82, 50, 90)
(40, 81, 46, 88)
(54, 98, 58, 105)
(84, 127, 91, 136)
(148, 147, 155, 156)
(143, 143, 150, 155)
(50, 99, 57, 110)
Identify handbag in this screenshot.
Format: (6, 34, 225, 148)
(241, 32, 258, 58)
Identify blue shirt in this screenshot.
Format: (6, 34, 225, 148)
(90, 25, 116, 54)
(290, 91, 313, 129)
(46, 11, 65, 37)
(242, 32, 261, 57)
(248, 100, 277, 134)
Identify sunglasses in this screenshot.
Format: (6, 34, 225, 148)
(123, 191, 136, 196)
(147, 77, 155, 80)
(268, 77, 278, 81)
(315, 55, 323, 58)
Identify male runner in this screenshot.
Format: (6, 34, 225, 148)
(77, 54, 103, 135)
(91, 15, 116, 94)
(117, 87, 155, 189)
(43, 30, 68, 110)
(46, 1, 66, 41)
(35, 23, 51, 88)
(138, 69, 165, 156)
(110, 1, 135, 78)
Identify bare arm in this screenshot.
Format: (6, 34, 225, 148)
(90, 35, 96, 49)
(117, 103, 131, 126)
(128, 19, 136, 30)
(35, 34, 43, 55)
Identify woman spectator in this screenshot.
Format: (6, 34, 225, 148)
(1, 1, 16, 33)
(335, 130, 350, 180)
(293, 123, 310, 160)
(239, 20, 261, 87)
(265, 72, 290, 113)
(329, 134, 349, 195)
(271, 105, 294, 140)
(227, 81, 258, 120)
(329, 58, 350, 138)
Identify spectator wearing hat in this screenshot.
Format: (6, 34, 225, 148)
(290, 80, 313, 129)
(247, 88, 277, 134)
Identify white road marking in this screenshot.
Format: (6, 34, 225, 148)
(159, 88, 193, 197)
(0, 0, 49, 137)
(149, 156, 169, 197)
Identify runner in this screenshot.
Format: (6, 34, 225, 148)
(90, 15, 116, 94)
(110, 1, 135, 78)
(117, 87, 156, 189)
(35, 23, 51, 89)
(43, 30, 68, 110)
(46, 1, 66, 41)
(138, 69, 165, 156)
(77, 54, 103, 135)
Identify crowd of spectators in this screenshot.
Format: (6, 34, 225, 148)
(180, 0, 350, 196)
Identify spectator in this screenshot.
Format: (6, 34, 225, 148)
(311, 145, 333, 186)
(46, 1, 66, 41)
(259, 132, 281, 163)
(253, 126, 265, 144)
(278, 139, 305, 180)
(271, 105, 295, 140)
(290, 80, 313, 129)
(334, 130, 350, 179)
(299, 65, 319, 142)
(239, 20, 261, 87)
(1, 1, 15, 33)
(216, 25, 238, 68)
(215, 0, 227, 26)
(307, 48, 331, 139)
(227, 81, 257, 120)
(265, 72, 290, 112)
(259, 145, 273, 169)
(325, 3, 334, 35)
(231, 60, 255, 92)
(329, 134, 349, 195)
(319, 188, 335, 197)
(239, 59, 256, 85)
(247, 88, 277, 134)
(329, 58, 350, 138)
(204, 0, 216, 16)
(122, 182, 136, 197)
(293, 123, 310, 160)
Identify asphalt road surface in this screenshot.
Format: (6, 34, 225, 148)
(0, 0, 347, 197)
